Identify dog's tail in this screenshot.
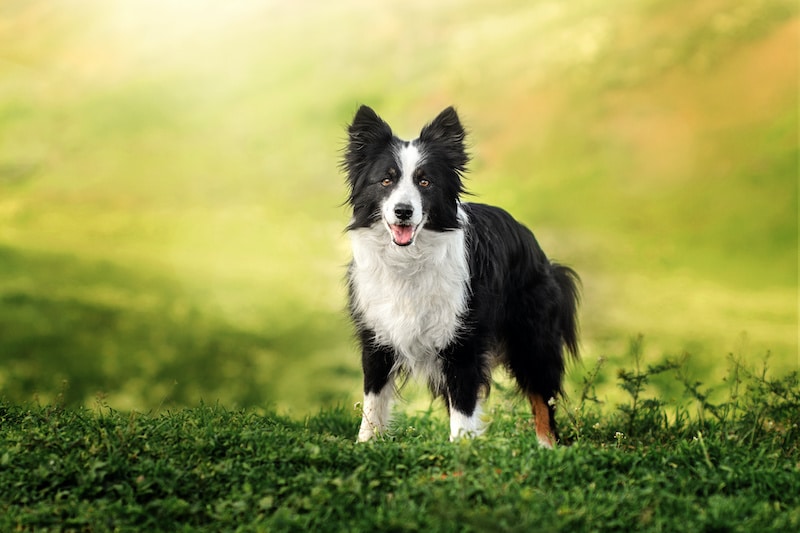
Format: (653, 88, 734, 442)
(553, 263, 581, 360)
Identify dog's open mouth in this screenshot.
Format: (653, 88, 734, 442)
(388, 223, 417, 246)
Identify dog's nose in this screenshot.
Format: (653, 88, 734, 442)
(394, 203, 413, 221)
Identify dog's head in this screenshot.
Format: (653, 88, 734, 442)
(343, 106, 469, 246)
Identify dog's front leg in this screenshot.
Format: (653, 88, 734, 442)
(442, 347, 488, 441)
(357, 342, 395, 442)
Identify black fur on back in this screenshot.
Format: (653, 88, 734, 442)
(459, 203, 580, 403)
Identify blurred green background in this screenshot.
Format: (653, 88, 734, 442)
(0, 0, 797, 414)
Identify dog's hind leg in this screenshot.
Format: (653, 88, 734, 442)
(505, 309, 566, 448)
(504, 268, 579, 448)
(529, 393, 557, 448)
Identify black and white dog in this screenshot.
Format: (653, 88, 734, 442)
(343, 106, 580, 447)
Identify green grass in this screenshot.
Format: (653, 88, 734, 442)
(2, 359, 798, 532)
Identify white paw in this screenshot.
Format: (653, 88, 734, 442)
(356, 388, 393, 443)
(449, 403, 485, 441)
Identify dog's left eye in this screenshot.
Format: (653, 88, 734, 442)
(418, 179, 430, 188)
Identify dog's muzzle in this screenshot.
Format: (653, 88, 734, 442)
(387, 203, 417, 246)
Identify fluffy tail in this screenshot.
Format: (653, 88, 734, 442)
(553, 264, 581, 360)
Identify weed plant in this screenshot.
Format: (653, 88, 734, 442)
(2, 354, 797, 532)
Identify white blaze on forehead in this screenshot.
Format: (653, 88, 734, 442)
(397, 142, 423, 178)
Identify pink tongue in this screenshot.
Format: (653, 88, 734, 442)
(390, 224, 414, 245)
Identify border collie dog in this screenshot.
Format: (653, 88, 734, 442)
(343, 106, 580, 447)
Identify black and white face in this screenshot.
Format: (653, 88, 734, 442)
(377, 142, 431, 246)
(343, 106, 469, 246)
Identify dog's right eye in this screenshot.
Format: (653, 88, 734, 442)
(381, 178, 393, 187)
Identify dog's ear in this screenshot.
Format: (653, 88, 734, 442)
(419, 107, 469, 174)
(346, 105, 393, 159)
(420, 107, 463, 144)
(342, 106, 394, 204)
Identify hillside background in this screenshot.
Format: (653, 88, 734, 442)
(0, 0, 796, 414)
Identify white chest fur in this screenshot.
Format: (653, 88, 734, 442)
(349, 221, 470, 387)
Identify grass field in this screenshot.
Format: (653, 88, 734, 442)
(1, 359, 798, 531)
(0, 0, 797, 416)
